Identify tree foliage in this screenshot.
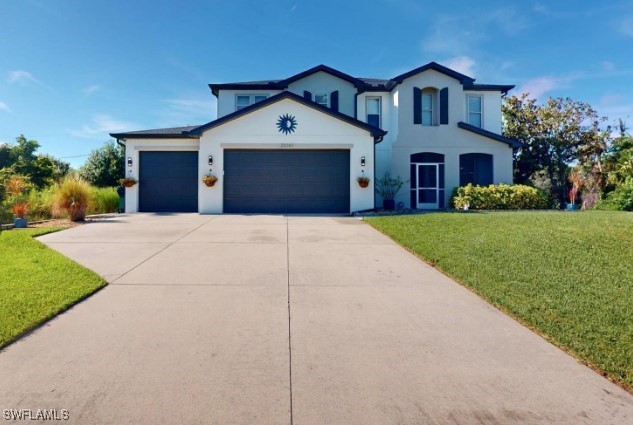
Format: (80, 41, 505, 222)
(503, 94, 609, 207)
(79, 141, 124, 187)
(0, 135, 70, 190)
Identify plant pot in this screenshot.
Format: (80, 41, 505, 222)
(14, 217, 28, 228)
(566, 203, 578, 211)
(123, 182, 136, 188)
(383, 199, 395, 211)
(358, 181, 369, 188)
(203, 180, 217, 187)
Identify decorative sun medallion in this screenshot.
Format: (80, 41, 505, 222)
(277, 113, 297, 135)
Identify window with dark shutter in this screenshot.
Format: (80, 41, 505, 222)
(303, 90, 312, 100)
(440, 87, 449, 125)
(330, 91, 339, 112)
(413, 87, 421, 124)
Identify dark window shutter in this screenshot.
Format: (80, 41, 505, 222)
(413, 87, 421, 124)
(440, 87, 449, 125)
(330, 90, 339, 112)
(303, 90, 312, 100)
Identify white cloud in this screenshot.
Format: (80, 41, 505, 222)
(515, 77, 558, 100)
(7, 70, 53, 91)
(618, 16, 633, 37)
(421, 7, 529, 57)
(445, 56, 476, 76)
(158, 97, 216, 126)
(0, 101, 11, 113)
(70, 115, 139, 138)
(601, 61, 616, 71)
(83, 84, 101, 95)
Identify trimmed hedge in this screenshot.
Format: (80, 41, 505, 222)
(450, 183, 552, 210)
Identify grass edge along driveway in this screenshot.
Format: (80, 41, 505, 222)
(0, 228, 106, 349)
(366, 211, 633, 392)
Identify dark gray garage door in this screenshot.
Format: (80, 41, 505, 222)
(224, 150, 350, 214)
(139, 151, 198, 212)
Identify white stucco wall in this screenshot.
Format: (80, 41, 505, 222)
(287, 71, 357, 117)
(123, 138, 200, 213)
(216, 89, 282, 118)
(356, 91, 393, 206)
(390, 69, 514, 208)
(199, 97, 376, 213)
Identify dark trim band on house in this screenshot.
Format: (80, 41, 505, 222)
(209, 62, 513, 97)
(110, 126, 200, 140)
(189, 91, 387, 142)
(463, 83, 515, 95)
(457, 122, 522, 148)
(392, 62, 475, 85)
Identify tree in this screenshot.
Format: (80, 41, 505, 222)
(503, 94, 607, 207)
(79, 141, 124, 187)
(0, 135, 70, 188)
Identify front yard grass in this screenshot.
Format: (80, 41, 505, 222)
(0, 228, 106, 348)
(366, 211, 633, 390)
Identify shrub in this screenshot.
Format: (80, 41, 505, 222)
(375, 173, 404, 200)
(53, 177, 91, 222)
(595, 179, 633, 211)
(450, 184, 552, 210)
(88, 187, 119, 214)
(27, 186, 57, 221)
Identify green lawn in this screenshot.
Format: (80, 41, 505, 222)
(366, 211, 633, 390)
(0, 228, 106, 348)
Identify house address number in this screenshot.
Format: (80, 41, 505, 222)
(280, 143, 294, 148)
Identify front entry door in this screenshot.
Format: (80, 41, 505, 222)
(417, 164, 439, 209)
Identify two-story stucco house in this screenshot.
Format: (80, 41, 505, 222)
(111, 62, 520, 214)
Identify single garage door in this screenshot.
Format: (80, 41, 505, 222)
(224, 150, 350, 214)
(139, 151, 198, 212)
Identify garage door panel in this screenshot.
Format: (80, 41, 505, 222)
(139, 151, 198, 213)
(224, 150, 350, 214)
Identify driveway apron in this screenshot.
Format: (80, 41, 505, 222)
(0, 213, 631, 424)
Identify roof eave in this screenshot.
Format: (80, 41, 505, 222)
(457, 122, 523, 148)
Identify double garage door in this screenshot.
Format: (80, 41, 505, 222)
(138, 150, 350, 214)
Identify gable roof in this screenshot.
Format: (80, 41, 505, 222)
(110, 125, 200, 139)
(457, 122, 522, 148)
(209, 62, 513, 96)
(209, 65, 366, 96)
(391, 62, 476, 84)
(188, 91, 387, 142)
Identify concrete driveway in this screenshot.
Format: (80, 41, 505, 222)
(1, 214, 632, 424)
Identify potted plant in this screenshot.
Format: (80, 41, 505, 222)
(202, 175, 218, 187)
(3, 175, 30, 228)
(11, 202, 28, 228)
(119, 177, 138, 188)
(375, 173, 404, 210)
(357, 176, 370, 188)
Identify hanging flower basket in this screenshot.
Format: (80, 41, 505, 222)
(120, 177, 138, 188)
(357, 176, 370, 188)
(202, 175, 218, 187)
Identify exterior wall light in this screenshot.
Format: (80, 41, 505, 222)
(360, 156, 366, 167)
(208, 155, 213, 166)
(127, 157, 133, 167)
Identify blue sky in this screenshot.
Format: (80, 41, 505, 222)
(1, 0, 632, 168)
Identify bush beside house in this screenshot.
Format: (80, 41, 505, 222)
(450, 184, 552, 210)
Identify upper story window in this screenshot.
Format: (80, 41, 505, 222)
(421, 88, 437, 126)
(236, 94, 268, 111)
(314, 93, 329, 107)
(467, 95, 483, 128)
(366, 97, 381, 127)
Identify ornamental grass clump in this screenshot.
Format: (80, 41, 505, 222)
(54, 177, 91, 222)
